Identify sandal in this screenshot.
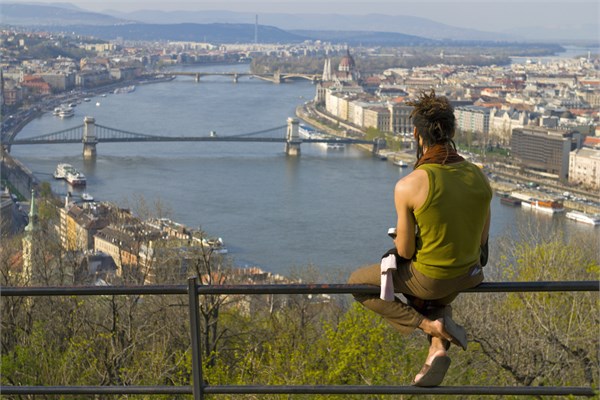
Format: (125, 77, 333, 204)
(442, 317, 468, 351)
(412, 351, 451, 387)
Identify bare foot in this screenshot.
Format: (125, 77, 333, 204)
(418, 318, 453, 342)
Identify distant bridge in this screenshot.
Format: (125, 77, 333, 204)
(167, 71, 321, 84)
(6, 117, 383, 158)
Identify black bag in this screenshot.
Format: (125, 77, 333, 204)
(480, 236, 489, 267)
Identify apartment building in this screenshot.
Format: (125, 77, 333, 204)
(511, 127, 579, 180)
(388, 103, 413, 135)
(363, 106, 391, 133)
(455, 105, 490, 136)
(489, 108, 529, 145)
(60, 202, 109, 252)
(569, 147, 600, 190)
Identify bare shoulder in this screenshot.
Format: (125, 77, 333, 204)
(395, 169, 428, 194)
(395, 169, 429, 210)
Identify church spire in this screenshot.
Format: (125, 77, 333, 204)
(22, 189, 38, 282)
(25, 189, 37, 232)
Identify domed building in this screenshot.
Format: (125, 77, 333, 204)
(315, 48, 363, 104)
(321, 48, 360, 84)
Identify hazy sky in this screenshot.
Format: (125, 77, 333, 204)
(6, 1, 600, 34)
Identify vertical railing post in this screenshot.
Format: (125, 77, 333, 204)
(188, 277, 204, 400)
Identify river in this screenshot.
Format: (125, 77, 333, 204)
(11, 63, 599, 277)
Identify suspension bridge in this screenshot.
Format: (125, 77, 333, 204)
(167, 71, 321, 84)
(5, 117, 383, 158)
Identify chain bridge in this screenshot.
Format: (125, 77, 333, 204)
(167, 71, 321, 84)
(6, 117, 383, 158)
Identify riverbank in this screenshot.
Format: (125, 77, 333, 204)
(296, 101, 600, 215)
(1, 74, 175, 200)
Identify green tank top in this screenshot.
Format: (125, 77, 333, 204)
(412, 161, 492, 279)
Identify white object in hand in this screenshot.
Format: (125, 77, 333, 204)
(380, 253, 397, 301)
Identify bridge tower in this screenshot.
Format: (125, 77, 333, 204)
(285, 117, 301, 156)
(195, 74, 200, 83)
(372, 138, 386, 154)
(273, 71, 281, 84)
(233, 73, 238, 83)
(82, 116, 98, 159)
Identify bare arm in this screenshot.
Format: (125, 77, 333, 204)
(393, 170, 429, 259)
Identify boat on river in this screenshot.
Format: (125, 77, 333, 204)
(299, 124, 317, 139)
(565, 210, 600, 226)
(520, 197, 564, 214)
(202, 237, 228, 254)
(114, 85, 136, 94)
(53, 105, 74, 118)
(53, 163, 72, 179)
(499, 193, 521, 206)
(81, 192, 94, 202)
(326, 141, 345, 150)
(393, 160, 408, 168)
(54, 163, 86, 186)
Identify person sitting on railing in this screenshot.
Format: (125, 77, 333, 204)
(348, 90, 492, 387)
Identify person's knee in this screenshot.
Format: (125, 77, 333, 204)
(348, 268, 363, 285)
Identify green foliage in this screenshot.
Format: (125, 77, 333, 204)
(365, 127, 384, 141)
(1, 226, 597, 394)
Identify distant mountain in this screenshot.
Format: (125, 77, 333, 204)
(1, 3, 130, 25)
(38, 23, 310, 44)
(3, 3, 513, 42)
(293, 30, 434, 46)
(107, 9, 515, 42)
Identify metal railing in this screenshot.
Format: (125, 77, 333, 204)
(1, 279, 598, 398)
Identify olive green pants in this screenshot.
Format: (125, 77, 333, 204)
(348, 260, 484, 335)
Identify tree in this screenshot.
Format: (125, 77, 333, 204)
(458, 225, 599, 388)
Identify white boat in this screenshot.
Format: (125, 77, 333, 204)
(83, 98, 91, 102)
(81, 192, 94, 202)
(66, 170, 86, 186)
(58, 106, 74, 118)
(519, 197, 564, 214)
(53, 163, 72, 179)
(565, 211, 600, 226)
(54, 163, 86, 186)
(53, 105, 74, 118)
(201, 237, 228, 254)
(299, 124, 317, 139)
(326, 141, 345, 150)
(95, 102, 101, 106)
(393, 160, 408, 168)
(114, 85, 136, 94)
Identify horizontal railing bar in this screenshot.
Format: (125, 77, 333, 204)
(1, 281, 598, 297)
(194, 281, 600, 295)
(203, 385, 597, 396)
(0, 285, 187, 296)
(0, 386, 192, 395)
(1, 385, 595, 397)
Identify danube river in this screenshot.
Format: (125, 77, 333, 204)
(12, 64, 599, 276)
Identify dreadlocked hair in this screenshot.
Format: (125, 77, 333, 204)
(407, 90, 457, 160)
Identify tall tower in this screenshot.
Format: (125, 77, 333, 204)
(22, 190, 38, 281)
(254, 15, 258, 44)
(322, 58, 332, 82)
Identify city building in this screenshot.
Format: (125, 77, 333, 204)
(60, 198, 110, 252)
(569, 147, 600, 190)
(388, 102, 414, 135)
(455, 105, 490, 136)
(363, 106, 391, 132)
(511, 127, 580, 180)
(489, 107, 529, 146)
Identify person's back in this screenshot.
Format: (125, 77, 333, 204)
(413, 161, 492, 280)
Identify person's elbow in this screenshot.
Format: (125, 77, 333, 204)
(394, 240, 415, 259)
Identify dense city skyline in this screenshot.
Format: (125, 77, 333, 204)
(4, 0, 599, 40)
